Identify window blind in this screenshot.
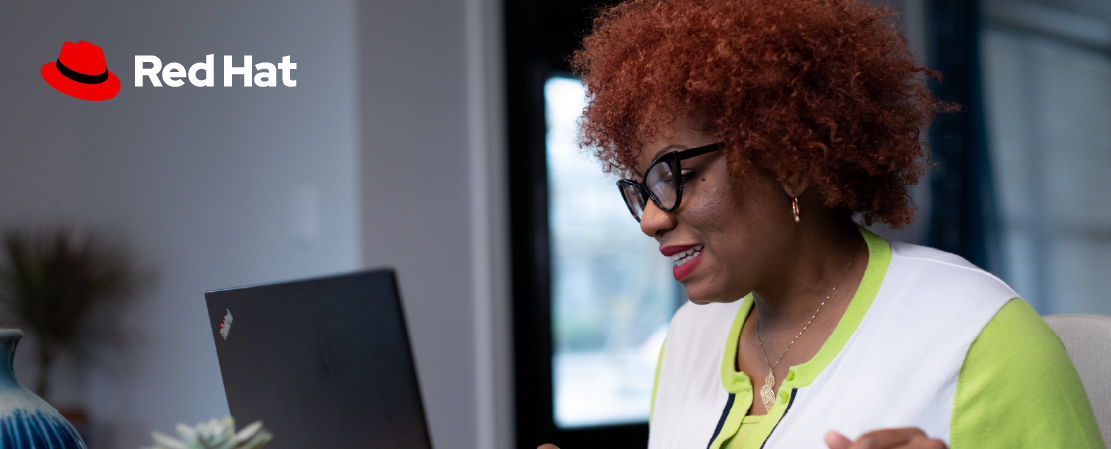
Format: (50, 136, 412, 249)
(981, 0, 1111, 313)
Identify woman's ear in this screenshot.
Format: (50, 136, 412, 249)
(781, 171, 810, 199)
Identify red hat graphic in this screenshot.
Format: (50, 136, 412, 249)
(41, 41, 120, 101)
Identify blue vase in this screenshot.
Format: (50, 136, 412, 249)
(0, 330, 86, 449)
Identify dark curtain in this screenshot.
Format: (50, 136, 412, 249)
(927, 0, 1002, 273)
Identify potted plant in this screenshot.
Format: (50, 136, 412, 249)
(0, 226, 146, 438)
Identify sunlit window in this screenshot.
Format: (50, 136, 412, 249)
(545, 76, 685, 428)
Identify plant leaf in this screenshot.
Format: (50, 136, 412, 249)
(151, 431, 190, 449)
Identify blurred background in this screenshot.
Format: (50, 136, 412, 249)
(0, 0, 1107, 448)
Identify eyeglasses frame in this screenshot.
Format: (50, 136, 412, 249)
(616, 142, 722, 222)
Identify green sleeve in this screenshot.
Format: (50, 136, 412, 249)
(650, 337, 665, 425)
(951, 298, 1104, 448)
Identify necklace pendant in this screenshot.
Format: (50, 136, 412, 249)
(759, 370, 776, 410)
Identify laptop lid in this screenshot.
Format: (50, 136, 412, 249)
(205, 268, 432, 449)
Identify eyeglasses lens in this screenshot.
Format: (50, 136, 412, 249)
(620, 183, 647, 220)
(646, 161, 678, 209)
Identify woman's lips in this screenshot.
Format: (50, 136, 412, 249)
(672, 247, 704, 281)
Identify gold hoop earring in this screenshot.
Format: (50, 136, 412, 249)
(791, 196, 800, 223)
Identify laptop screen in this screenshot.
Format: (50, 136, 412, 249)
(205, 269, 433, 449)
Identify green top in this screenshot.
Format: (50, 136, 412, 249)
(651, 228, 1103, 448)
(948, 298, 1103, 448)
(721, 299, 1103, 448)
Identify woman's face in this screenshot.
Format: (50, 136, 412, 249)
(634, 118, 795, 304)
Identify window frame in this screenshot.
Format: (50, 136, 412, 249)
(505, 0, 650, 447)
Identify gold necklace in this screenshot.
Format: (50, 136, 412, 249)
(755, 242, 865, 411)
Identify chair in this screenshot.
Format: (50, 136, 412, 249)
(1044, 314, 1111, 448)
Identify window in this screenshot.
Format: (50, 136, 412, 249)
(505, 2, 648, 446)
(981, 0, 1111, 314)
(545, 77, 682, 428)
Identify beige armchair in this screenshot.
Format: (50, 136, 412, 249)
(1044, 314, 1111, 448)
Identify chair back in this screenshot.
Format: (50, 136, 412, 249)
(1044, 313, 1111, 448)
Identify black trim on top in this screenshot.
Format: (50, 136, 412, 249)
(706, 393, 737, 449)
(759, 388, 800, 449)
(56, 60, 109, 84)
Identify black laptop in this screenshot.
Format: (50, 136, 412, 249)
(205, 269, 433, 449)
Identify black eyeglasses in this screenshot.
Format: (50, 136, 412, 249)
(616, 143, 722, 222)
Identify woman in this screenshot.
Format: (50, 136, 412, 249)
(544, 0, 1103, 448)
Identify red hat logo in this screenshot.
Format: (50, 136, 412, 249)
(41, 41, 120, 101)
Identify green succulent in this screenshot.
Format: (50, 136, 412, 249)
(144, 416, 272, 449)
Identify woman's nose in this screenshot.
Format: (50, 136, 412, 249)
(640, 200, 676, 237)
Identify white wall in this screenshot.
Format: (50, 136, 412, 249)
(358, 0, 511, 447)
(0, 0, 509, 448)
(0, 0, 90, 420)
(0, 0, 84, 224)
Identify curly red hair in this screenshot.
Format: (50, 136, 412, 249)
(571, 0, 951, 227)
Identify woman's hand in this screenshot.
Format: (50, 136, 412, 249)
(825, 428, 946, 449)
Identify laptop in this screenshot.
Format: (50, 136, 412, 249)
(204, 268, 433, 449)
